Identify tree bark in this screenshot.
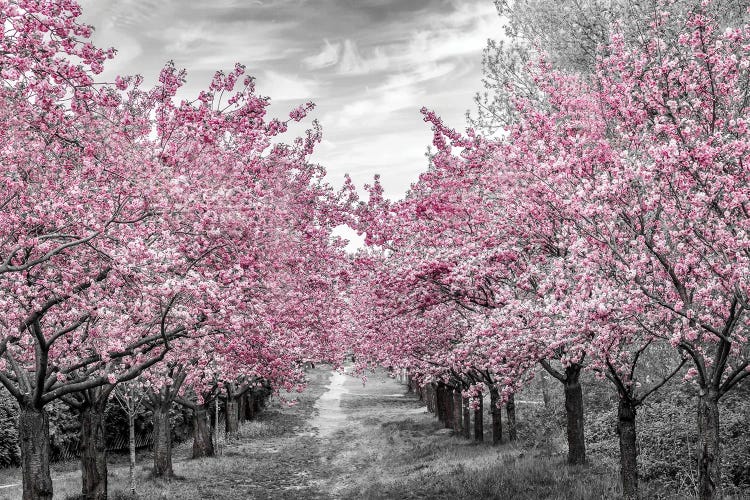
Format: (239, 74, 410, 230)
(192, 405, 215, 459)
(128, 408, 136, 495)
(18, 405, 53, 500)
(238, 395, 246, 424)
(506, 393, 517, 442)
(618, 398, 638, 500)
(435, 385, 444, 421)
(452, 389, 462, 433)
(697, 387, 722, 500)
(462, 398, 471, 439)
(79, 404, 108, 500)
(152, 406, 174, 478)
(225, 399, 239, 439)
(245, 393, 255, 421)
(564, 365, 586, 465)
(442, 385, 454, 429)
(490, 387, 503, 445)
(540, 370, 551, 409)
(474, 396, 484, 442)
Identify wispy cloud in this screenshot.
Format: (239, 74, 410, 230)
(78, 0, 504, 199)
(303, 40, 341, 70)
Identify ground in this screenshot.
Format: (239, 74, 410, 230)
(0, 366, 622, 499)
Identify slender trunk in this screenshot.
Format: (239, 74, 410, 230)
(618, 398, 638, 500)
(474, 396, 484, 442)
(697, 387, 722, 500)
(490, 387, 502, 445)
(192, 406, 215, 458)
(245, 393, 255, 421)
(238, 395, 246, 424)
(435, 385, 444, 421)
(128, 409, 136, 495)
(506, 393, 517, 442)
(452, 389, 462, 433)
(80, 405, 108, 500)
(152, 406, 173, 478)
(564, 365, 586, 465)
(19, 405, 53, 500)
(540, 370, 551, 409)
(214, 396, 221, 456)
(226, 399, 239, 439)
(442, 385, 454, 429)
(462, 398, 471, 439)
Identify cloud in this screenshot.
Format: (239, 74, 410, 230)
(337, 40, 390, 75)
(257, 70, 318, 101)
(303, 40, 341, 70)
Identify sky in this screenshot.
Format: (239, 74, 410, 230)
(77, 0, 505, 247)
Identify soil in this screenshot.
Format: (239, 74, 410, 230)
(0, 365, 425, 499)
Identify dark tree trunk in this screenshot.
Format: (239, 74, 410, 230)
(462, 398, 471, 439)
(452, 389, 462, 433)
(506, 393, 517, 441)
(238, 395, 246, 424)
(246, 393, 256, 420)
(435, 385, 444, 421)
(474, 396, 484, 442)
(442, 385, 454, 429)
(192, 406, 215, 459)
(564, 365, 586, 465)
(225, 399, 239, 438)
(697, 387, 722, 500)
(152, 406, 173, 478)
(80, 404, 108, 500)
(490, 387, 503, 445)
(19, 405, 53, 500)
(617, 398, 638, 500)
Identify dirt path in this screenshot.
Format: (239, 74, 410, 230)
(0, 367, 429, 499)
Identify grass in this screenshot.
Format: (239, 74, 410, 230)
(4, 367, 745, 499)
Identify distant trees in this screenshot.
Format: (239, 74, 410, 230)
(351, 3, 750, 499)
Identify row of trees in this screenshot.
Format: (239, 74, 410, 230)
(0, 2, 350, 499)
(347, 2, 750, 499)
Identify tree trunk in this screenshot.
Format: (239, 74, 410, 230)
(238, 395, 246, 424)
(18, 405, 53, 500)
(226, 399, 239, 439)
(435, 385, 444, 421)
(506, 393, 517, 441)
(618, 398, 638, 500)
(452, 389, 462, 433)
(462, 398, 471, 439)
(245, 393, 255, 421)
(540, 370, 551, 409)
(192, 406, 215, 459)
(697, 387, 722, 500)
(490, 387, 503, 445)
(474, 396, 484, 442)
(128, 409, 136, 495)
(152, 406, 173, 478)
(214, 396, 221, 456)
(442, 385, 454, 429)
(564, 365, 586, 465)
(79, 405, 108, 500)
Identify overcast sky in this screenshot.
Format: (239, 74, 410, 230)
(78, 0, 503, 199)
